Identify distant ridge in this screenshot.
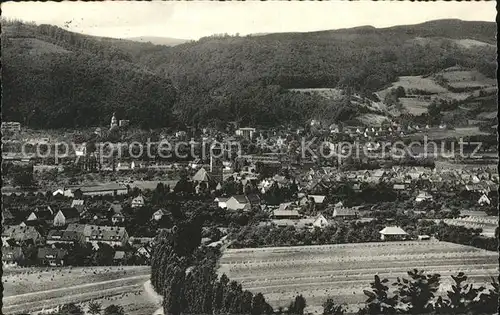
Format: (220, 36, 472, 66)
(2, 18, 497, 129)
(126, 36, 189, 46)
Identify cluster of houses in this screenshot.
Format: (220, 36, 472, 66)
(1, 194, 157, 267)
(2, 122, 497, 269)
(2, 221, 152, 267)
(300, 166, 498, 202)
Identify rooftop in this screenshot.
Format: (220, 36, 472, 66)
(380, 226, 408, 235)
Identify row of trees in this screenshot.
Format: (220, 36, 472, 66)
(229, 217, 498, 252)
(230, 220, 384, 249)
(150, 217, 309, 315)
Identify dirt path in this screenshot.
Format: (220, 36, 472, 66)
(143, 280, 164, 315)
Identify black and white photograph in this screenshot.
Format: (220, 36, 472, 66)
(1, 1, 498, 315)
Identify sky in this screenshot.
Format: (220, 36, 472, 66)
(2, 1, 496, 40)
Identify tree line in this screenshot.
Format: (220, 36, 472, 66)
(229, 217, 498, 252)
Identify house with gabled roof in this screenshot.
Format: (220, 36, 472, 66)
(2, 246, 24, 266)
(70, 199, 85, 213)
(332, 207, 358, 220)
(135, 245, 152, 261)
(89, 225, 129, 247)
(478, 193, 491, 206)
(65, 223, 94, 242)
(108, 201, 123, 214)
(334, 201, 344, 209)
(112, 212, 125, 224)
(113, 251, 126, 265)
(26, 207, 54, 224)
(46, 229, 85, 245)
(299, 194, 326, 207)
(53, 188, 74, 198)
(151, 209, 168, 221)
(77, 183, 128, 196)
(225, 194, 260, 211)
(309, 195, 326, 204)
(245, 193, 260, 206)
(278, 202, 297, 212)
(415, 191, 433, 203)
(214, 197, 229, 209)
(192, 167, 211, 182)
(312, 213, 330, 229)
(379, 226, 408, 241)
(53, 208, 80, 227)
(226, 195, 251, 211)
(393, 184, 406, 191)
(273, 209, 301, 219)
(131, 195, 145, 208)
(37, 247, 69, 266)
(372, 169, 386, 181)
(2, 225, 43, 245)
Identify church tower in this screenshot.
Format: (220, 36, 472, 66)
(110, 112, 118, 129)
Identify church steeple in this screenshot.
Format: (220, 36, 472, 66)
(110, 112, 118, 129)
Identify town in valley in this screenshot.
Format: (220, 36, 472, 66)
(1, 2, 498, 315)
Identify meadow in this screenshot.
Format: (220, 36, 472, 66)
(218, 241, 498, 313)
(2, 266, 156, 315)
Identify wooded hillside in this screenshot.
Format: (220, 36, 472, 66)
(2, 19, 496, 129)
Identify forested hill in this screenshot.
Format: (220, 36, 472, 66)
(2, 21, 178, 129)
(2, 19, 496, 129)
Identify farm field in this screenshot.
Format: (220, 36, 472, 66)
(477, 111, 498, 119)
(439, 217, 498, 238)
(439, 69, 496, 89)
(2, 266, 156, 315)
(404, 126, 490, 141)
(376, 76, 448, 101)
(376, 68, 497, 118)
(357, 114, 389, 125)
(218, 241, 498, 314)
(398, 97, 430, 115)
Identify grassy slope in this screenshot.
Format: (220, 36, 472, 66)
(3, 266, 153, 314)
(376, 66, 497, 119)
(219, 241, 498, 312)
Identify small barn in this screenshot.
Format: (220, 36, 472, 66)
(379, 226, 408, 241)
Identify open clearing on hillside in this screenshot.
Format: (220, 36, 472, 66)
(409, 38, 495, 50)
(439, 68, 496, 89)
(2, 266, 154, 315)
(218, 241, 498, 314)
(10, 38, 71, 55)
(357, 114, 389, 125)
(289, 88, 344, 100)
(405, 127, 490, 141)
(376, 68, 497, 117)
(477, 111, 498, 119)
(398, 97, 429, 115)
(453, 39, 496, 49)
(376, 76, 448, 101)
